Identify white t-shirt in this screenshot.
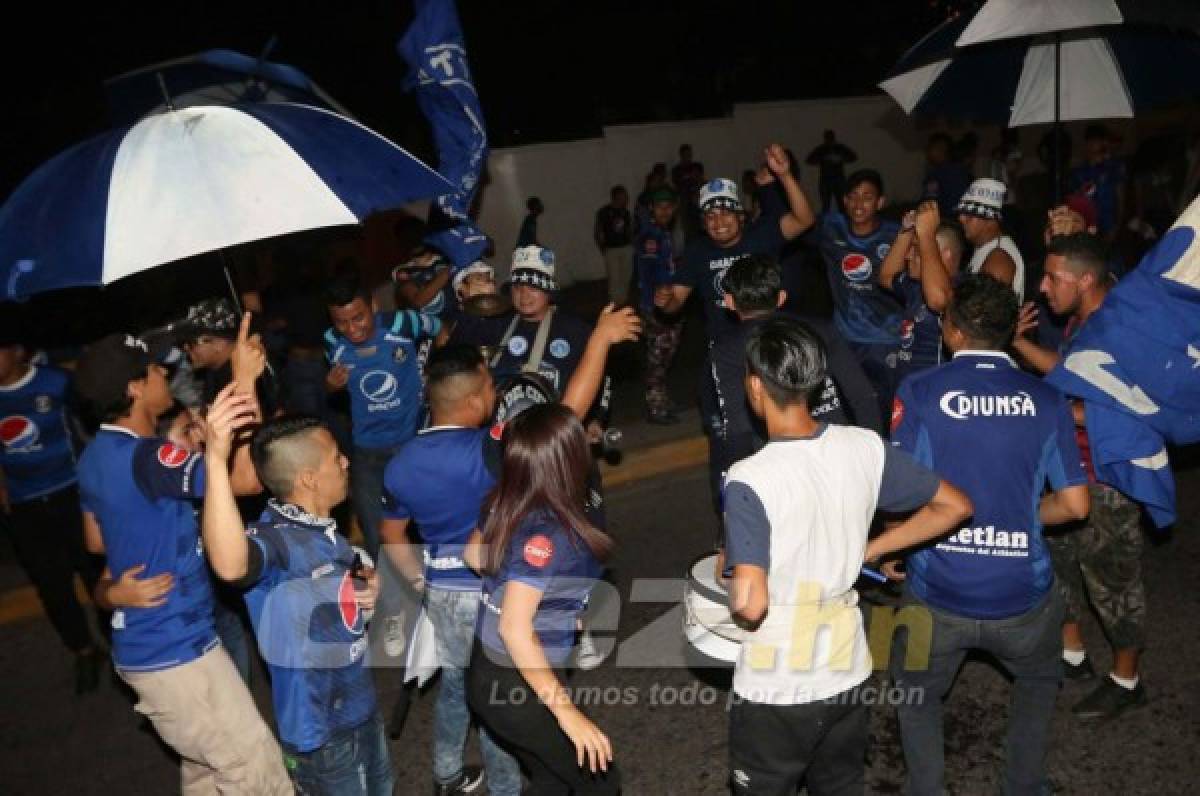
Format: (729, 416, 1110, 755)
(723, 424, 939, 705)
(967, 234, 1025, 301)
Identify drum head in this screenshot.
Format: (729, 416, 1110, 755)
(493, 372, 559, 426)
(463, 293, 512, 318)
(686, 552, 728, 606)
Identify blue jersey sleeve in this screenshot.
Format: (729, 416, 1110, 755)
(389, 310, 441, 342)
(245, 524, 289, 586)
(131, 439, 205, 500)
(723, 480, 771, 575)
(381, 458, 412, 521)
(505, 522, 570, 593)
(1046, 394, 1087, 490)
(878, 445, 940, 513)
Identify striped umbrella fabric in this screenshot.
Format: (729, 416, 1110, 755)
(879, 0, 1200, 127)
(0, 103, 451, 300)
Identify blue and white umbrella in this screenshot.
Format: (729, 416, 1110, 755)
(880, 0, 1200, 127)
(0, 102, 451, 300)
(104, 46, 353, 126)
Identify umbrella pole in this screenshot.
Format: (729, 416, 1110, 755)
(1054, 32, 1062, 205)
(219, 251, 243, 315)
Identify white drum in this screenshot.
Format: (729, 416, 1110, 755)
(683, 552, 744, 663)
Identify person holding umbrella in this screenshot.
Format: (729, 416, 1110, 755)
(75, 318, 291, 794)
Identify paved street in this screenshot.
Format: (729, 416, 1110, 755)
(1, 282, 1197, 794)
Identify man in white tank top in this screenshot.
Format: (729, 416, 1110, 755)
(721, 317, 972, 794)
(957, 177, 1026, 300)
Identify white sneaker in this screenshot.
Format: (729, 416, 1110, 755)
(383, 614, 407, 658)
(575, 628, 607, 671)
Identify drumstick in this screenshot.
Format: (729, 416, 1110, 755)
(860, 566, 888, 584)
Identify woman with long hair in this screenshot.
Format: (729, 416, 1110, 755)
(465, 402, 620, 793)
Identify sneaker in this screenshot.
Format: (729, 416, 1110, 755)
(433, 765, 485, 796)
(383, 614, 407, 658)
(1063, 655, 1096, 681)
(576, 628, 608, 671)
(1072, 676, 1146, 720)
(646, 408, 680, 426)
(74, 648, 102, 695)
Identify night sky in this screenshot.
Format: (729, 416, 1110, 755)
(5, 0, 969, 197)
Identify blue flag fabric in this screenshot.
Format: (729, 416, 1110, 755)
(398, 0, 490, 268)
(1046, 198, 1200, 527)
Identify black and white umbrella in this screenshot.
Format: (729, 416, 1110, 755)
(880, 0, 1200, 127)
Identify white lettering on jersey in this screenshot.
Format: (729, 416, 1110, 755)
(937, 525, 1029, 557)
(938, 390, 1036, 420)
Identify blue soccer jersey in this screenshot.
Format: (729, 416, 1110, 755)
(818, 211, 903, 346)
(77, 427, 215, 671)
(0, 365, 77, 502)
(477, 512, 602, 666)
(382, 426, 493, 591)
(891, 351, 1087, 619)
(892, 272, 944, 381)
(243, 500, 377, 753)
(325, 311, 439, 450)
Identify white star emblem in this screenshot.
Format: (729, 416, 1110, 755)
(1189, 344, 1200, 369)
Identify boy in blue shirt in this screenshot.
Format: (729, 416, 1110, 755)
(0, 337, 103, 693)
(202, 407, 392, 795)
(324, 276, 442, 557)
(75, 323, 290, 794)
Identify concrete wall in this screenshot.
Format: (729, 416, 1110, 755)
(448, 94, 1154, 286)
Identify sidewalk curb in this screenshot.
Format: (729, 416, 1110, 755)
(600, 433, 708, 491)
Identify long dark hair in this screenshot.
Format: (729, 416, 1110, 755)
(480, 403, 612, 574)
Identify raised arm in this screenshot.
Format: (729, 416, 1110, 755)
(764, 143, 816, 239)
(1011, 303, 1061, 375)
(913, 201, 953, 314)
(879, 212, 915, 291)
(201, 385, 261, 582)
(560, 305, 641, 419)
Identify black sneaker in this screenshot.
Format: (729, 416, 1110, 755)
(1063, 655, 1096, 681)
(433, 765, 485, 796)
(74, 649, 102, 695)
(1071, 677, 1146, 720)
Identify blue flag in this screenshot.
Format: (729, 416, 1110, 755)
(398, 0, 490, 268)
(1046, 197, 1200, 527)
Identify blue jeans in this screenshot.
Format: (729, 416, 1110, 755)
(285, 714, 394, 796)
(890, 586, 1064, 796)
(426, 587, 522, 795)
(350, 446, 400, 559)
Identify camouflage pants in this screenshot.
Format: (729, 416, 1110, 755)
(643, 311, 682, 412)
(1046, 483, 1145, 650)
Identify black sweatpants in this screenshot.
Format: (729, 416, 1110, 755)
(467, 641, 620, 795)
(5, 485, 100, 652)
(728, 684, 868, 796)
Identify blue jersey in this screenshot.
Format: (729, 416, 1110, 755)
(0, 366, 77, 502)
(633, 223, 676, 311)
(819, 211, 903, 345)
(77, 427, 215, 671)
(477, 511, 602, 666)
(325, 311, 439, 450)
(675, 217, 787, 342)
(892, 272, 943, 381)
(891, 352, 1086, 619)
(382, 427, 493, 591)
(244, 500, 377, 753)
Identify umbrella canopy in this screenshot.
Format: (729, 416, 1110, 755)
(879, 0, 1200, 126)
(105, 48, 352, 125)
(0, 103, 451, 301)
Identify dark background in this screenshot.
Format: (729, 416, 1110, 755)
(4, 0, 973, 197)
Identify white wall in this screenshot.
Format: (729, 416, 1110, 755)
(470, 94, 1145, 286)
